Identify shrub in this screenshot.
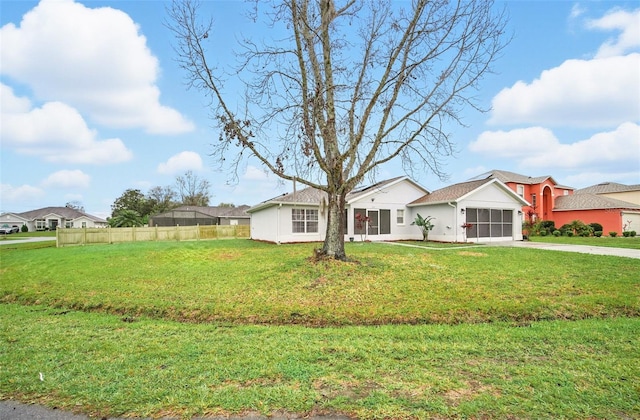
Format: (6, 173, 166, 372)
(539, 220, 555, 235)
(631, 231, 637, 237)
(540, 229, 548, 236)
(623, 231, 631, 237)
(566, 231, 574, 237)
(594, 231, 603, 237)
(589, 222, 603, 233)
(609, 231, 618, 237)
(552, 230, 561, 237)
(20, 225, 28, 233)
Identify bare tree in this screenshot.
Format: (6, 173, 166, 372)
(175, 170, 211, 206)
(147, 185, 178, 214)
(167, 0, 508, 260)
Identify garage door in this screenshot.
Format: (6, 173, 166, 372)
(465, 208, 513, 240)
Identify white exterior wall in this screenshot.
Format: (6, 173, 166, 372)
(250, 205, 325, 243)
(411, 184, 525, 243)
(460, 186, 524, 242)
(409, 203, 463, 242)
(345, 180, 426, 242)
(621, 211, 640, 233)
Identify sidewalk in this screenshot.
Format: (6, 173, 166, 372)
(0, 400, 350, 420)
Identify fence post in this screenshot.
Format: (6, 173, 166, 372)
(176, 224, 180, 241)
(197, 223, 200, 241)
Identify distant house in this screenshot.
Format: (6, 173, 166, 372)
(0, 207, 108, 232)
(247, 176, 528, 243)
(473, 170, 640, 235)
(409, 178, 528, 243)
(148, 205, 250, 227)
(575, 182, 640, 206)
(552, 193, 640, 234)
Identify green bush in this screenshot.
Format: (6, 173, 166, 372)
(567, 231, 574, 237)
(589, 222, 603, 233)
(594, 231, 603, 237)
(540, 229, 548, 236)
(631, 231, 637, 237)
(623, 231, 631, 237)
(552, 230, 561, 237)
(20, 225, 28, 233)
(609, 231, 618, 237)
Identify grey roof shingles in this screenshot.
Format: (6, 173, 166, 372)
(576, 182, 640, 195)
(14, 207, 106, 222)
(554, 194, 640, 211)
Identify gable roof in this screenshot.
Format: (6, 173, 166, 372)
(576, 182, 640, 195)
(472, 169, 574, 190)
(554, 194, 640, 211)
(408, 178, 529, 206)
(12, 207, 106, 223)
(247, 176, 428, 213)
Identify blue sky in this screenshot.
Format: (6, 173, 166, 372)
(1, 0, 639, 219)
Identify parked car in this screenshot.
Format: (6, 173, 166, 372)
(0, 224, 20, 234)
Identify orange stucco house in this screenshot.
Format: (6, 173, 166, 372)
(475, 170, 640, 235)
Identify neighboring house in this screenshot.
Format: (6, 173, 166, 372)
(474, 170, 640, 235)
(247, 176, 528, 243)
(576, 182, 640, 206)
(247, 177, 429, 243)
(552, 194, 640, 235)
(475, 169, 574, 221)
(0, 207, 108, 232)
(408, 178, 528, 243)
(149, 205, 251, 227)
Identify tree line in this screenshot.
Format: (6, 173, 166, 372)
(108, 171, 223, 227)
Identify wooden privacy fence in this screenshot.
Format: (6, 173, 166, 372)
(56, 225, 250, 247)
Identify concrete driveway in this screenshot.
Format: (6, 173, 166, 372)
(487, 240, 640, 259)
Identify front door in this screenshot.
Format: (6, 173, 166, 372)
(367, 210, 379, 236)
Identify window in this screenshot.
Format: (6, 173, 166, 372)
(65, 221, 73, 228)
(396, 209, 405, 225)
(36, 219, 46, 230)
(292, 209, 318, 233)
(531, 194, 537, 208)
(466, 208, 514, 239)
(564, 190, 569, 196)
(516, 184, 524, 197)
(380, 210, 391, 234)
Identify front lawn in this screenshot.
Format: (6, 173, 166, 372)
(1, 239, 639, 419)
(1, 240, 638, 325)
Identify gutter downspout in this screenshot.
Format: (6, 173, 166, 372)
(448, 202, 457, 242)
(277, 203, 282, 244)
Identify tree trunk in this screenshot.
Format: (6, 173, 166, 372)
(321, 191, 347, 260)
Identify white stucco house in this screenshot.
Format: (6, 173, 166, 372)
(408, 178, 529, 243)
(247, 176, 529, 243)
(0, 207, 108, 232)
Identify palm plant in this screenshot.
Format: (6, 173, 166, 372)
(412, 214, 435, 242)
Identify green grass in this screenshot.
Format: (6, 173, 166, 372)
(1, 305, 638, 419)
(1, 239, 639, 419)
(529, 235, 640, 249)
(1, 240, 638, 325)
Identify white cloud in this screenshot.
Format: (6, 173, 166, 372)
(242, 165, 270, 181)
(470, 122, 640, 170)
(564, 170, 640, 189)
(157, 151, 204, 175)
(0, 0, 194, 134)
(0, 183, 45, 207)
(41, 170, 91, 189)
(587, 8, 640, 58)
(1, 84, 133, 164)
(469, 127, 559, 158)
(489, 53, 640, 127)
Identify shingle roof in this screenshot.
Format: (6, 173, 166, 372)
(247, 176, 422, 212)
(408, 178, 494, 205)
(155, 205, 250, 218)
(576, 182, 640, 194)
(554, 194, 640, 211)
(16, 207, 106, 222)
